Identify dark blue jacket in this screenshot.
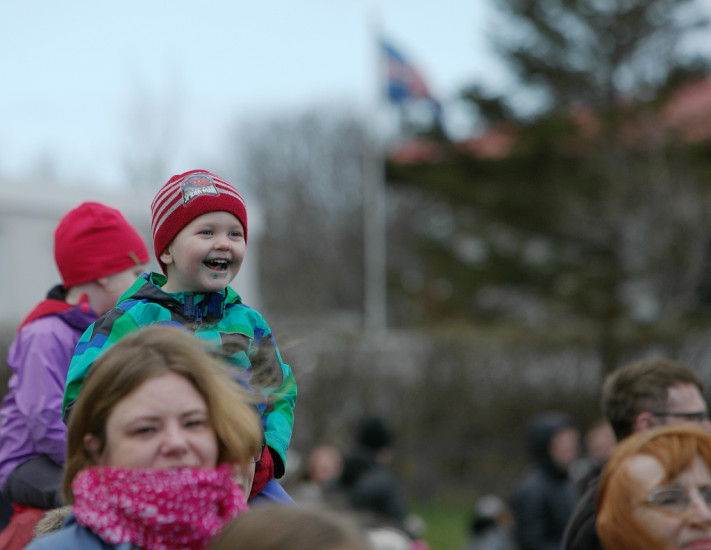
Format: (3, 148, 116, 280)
(24, 514, 134, 550)
(510, 412, 579, 550)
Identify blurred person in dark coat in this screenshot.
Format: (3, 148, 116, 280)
(337, 417, 408, 528)
(510, 411, 581, 550)
(332, 417, 429, 549)
(570, 419, 616, 493)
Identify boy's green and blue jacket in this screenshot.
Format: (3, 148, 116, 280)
(62, 272, 296, 477)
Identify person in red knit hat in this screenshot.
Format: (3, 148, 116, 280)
(64, 170, 297, 506)
(0, 201, 149, 548)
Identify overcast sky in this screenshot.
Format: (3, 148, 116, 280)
(0, 1, 506, 188)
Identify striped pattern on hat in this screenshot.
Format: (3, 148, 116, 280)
(151, 169, 248, 271)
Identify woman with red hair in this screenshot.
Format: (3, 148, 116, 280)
(597, 424, 711, 550)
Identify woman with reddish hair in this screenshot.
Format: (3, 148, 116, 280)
(597, 424, 711, 550)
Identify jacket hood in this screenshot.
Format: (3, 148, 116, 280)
(527, 411, 575, 480)
(119, 273, 243, 325)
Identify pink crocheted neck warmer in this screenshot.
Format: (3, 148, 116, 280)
(72, 464, 248, 550)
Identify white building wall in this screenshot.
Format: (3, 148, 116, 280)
(0, 178, 262, 325)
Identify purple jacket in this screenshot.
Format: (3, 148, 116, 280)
(0, 296, 97, 487)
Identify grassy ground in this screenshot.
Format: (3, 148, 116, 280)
(411, 501, 471, 550)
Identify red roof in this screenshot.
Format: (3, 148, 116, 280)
(388, 77, 711, 164)
(662, 77, 711, 142)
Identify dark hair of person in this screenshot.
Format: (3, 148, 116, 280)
(602, 357, 704, 440)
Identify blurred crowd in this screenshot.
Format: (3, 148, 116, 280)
(1, 170, 711, 550)
(465, 357, 711, 550)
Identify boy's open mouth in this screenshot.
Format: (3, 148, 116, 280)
(204, 259, 229, 272)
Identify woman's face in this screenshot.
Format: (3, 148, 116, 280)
(91, 372, 219, 470)
(628, 453, 711, 550)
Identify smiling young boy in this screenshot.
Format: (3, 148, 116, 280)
(63, 170, 296, 502)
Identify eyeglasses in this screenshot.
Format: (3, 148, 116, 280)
(250, 444, 265, 464)
(643, 485, 711, 514)
(651, 411, 710, 423)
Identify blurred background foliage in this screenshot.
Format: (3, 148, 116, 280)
(227, 0, 711, 540)
(233, 0, 711, 528)
(387, 0, 711, 375)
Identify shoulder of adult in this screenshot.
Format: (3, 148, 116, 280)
(24, 515, 119, 550)
(561, 474, 601, 550)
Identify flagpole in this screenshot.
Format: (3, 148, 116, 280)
(364, 15, 387, 336)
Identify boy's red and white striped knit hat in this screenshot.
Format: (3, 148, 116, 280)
(150, 169, 248, 271)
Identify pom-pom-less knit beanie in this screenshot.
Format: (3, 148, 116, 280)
(54, 202, 149, 288)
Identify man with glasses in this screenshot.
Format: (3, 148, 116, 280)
(562, 357, 711, 550)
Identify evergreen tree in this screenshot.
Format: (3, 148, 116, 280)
(388, 0, 711, 373)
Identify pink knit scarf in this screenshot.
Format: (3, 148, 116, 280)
(72, 464, 248, 550)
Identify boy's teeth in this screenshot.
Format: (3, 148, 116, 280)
(205, 259, 228, 269)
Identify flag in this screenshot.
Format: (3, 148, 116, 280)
(381, 39, 441, 114)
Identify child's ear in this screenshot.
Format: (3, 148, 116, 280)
(83, 434, 102, 463)
(159, 247, 174, 266)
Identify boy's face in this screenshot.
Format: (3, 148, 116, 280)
(160, 211, 246, 294)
